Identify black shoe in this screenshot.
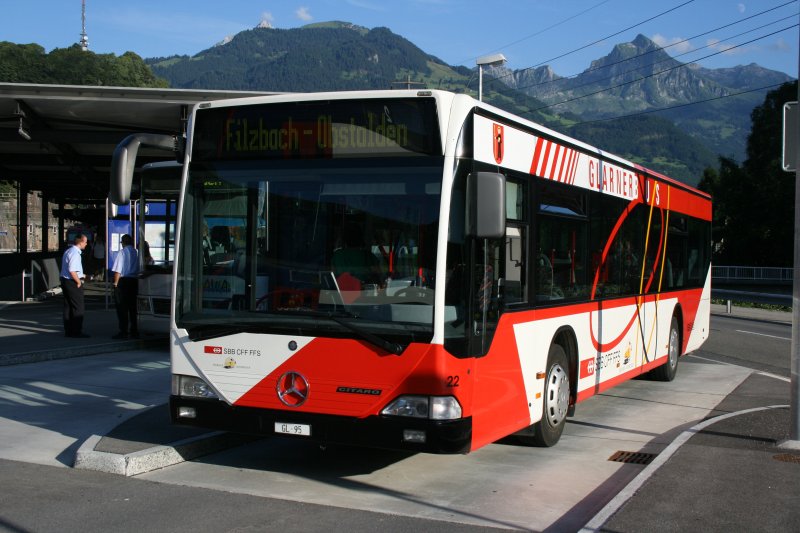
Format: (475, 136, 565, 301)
(112, 332, 128, 340)
(69, 333, 90, 338)
(129, 331, 140, 339)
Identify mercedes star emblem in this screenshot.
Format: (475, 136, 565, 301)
(276, 371, 309, 407)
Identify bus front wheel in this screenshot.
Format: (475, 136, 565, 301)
(530, 344, 570, 447)
(650, 316, 680, 382)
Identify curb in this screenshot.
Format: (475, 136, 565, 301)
(0, 337, 168, 366)
(74, 431, 259, 477)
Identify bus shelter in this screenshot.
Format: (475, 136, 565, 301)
(0, 83, 277, 300)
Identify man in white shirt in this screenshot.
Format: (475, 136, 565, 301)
(60, 233, 89, 338)
(111, 234, 139, 339)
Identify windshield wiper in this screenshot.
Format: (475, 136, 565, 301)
(297, 310, 405, 355)
(184, 312, 405, 355)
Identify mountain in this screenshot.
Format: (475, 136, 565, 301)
(492, 34, 793, 162)
(148, 21, 470, 93)
(147, 24, 792, 185)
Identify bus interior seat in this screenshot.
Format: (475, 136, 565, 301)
(210, 226, 232, 253)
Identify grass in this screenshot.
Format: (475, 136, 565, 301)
(711, 298, 791, 313)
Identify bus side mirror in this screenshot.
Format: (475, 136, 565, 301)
(466, 172, 506, 239)
(111, 133, 178, 205)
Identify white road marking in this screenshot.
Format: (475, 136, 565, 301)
(735, 329, 790, 341)
(688, 353, 791, 383)
(580, 404, 790, 532)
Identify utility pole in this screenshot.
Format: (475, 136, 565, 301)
(787, 38, 800, 449)
(390, 75, 425, 90)
(476, 54, 507, 102)
(787, 25, 800, 447)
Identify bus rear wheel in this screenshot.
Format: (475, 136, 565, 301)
(650, 316, 680, 382)
(529, 344, 570, 447)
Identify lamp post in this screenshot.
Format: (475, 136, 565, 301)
(476, 53, 507, 102)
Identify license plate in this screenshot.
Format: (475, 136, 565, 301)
(274, 422, 311, 436)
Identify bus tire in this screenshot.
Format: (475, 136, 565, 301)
(651, 316, 680, 382)
(530, 344, 570, 447)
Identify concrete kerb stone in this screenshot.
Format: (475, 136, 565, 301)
(0, 338, 166, 366)
(778, 439, 800, 451)
(74, 431, 258, 477)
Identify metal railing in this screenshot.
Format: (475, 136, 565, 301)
(712, 265, 793, 284)
(711, 265, 793, 310)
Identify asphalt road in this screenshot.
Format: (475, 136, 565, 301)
(693, 314, 791, 377)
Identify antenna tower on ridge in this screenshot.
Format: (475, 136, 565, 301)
(79, 0, 89, 51)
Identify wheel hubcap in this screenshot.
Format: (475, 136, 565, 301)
(668, 327, 679, 369)
(545, 363, 569, 427)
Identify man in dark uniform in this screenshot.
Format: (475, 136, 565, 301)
(111, 234, 140, 339)
(60, 233, 89, 338)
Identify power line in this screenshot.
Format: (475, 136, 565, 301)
(460, 0, 612, 68)
(488, 24, 800, 120)
(527, 23, 798, 114)
(486, 0, 696, 87)
(517, 14, 797, 100)
(502, 1, 798, 96)
(569, 81, 791, 126)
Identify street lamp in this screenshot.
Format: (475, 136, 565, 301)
(476, 53, 507, 102)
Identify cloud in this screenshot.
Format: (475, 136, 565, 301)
(651, 34, 694, 54)
(99, 8, 247, 53)
(768, 37, 792, 54)
(706, 38, 747, 56)
(737, 3, 746, 14)
(259, 11, 275, 28)
(296, 7, 312, 21)
(345, 0, 385, 11)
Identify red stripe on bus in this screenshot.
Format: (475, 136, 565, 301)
(550, 144, 562, 180)
(540, 140, 553, 177)
(569, 151, 580, 184)
(557, 147, 570, 182)
(530, 137, 545, 176)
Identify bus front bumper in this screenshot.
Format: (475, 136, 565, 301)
(170, 396, 472, 454)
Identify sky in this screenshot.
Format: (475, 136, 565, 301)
(3, 0, 798, 78)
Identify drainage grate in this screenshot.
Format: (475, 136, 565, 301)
(608, 450, 658, 465)
(773, 453, 800, 464)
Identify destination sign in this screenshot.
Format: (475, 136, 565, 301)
(192, 98, 441, 161)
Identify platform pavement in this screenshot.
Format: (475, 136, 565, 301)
(1, 295, 798, 531)
(0, 279, 168, 366)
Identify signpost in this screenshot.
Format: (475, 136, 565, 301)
(784, 99, 800, 445)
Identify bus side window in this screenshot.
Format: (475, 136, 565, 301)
(536, 181, 588, 301)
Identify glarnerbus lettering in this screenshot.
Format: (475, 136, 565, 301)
(588, 160, 640, 200)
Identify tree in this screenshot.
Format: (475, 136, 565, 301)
(698, 81, 797, 266)
(0, 42, 168, 88)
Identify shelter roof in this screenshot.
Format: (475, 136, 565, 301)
(0, 83, 277, 202)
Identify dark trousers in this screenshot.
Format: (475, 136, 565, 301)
(61, 278, 84, 336)
(114, 277, 139, 334)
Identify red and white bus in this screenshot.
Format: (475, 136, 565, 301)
(112, 90, 710, 453)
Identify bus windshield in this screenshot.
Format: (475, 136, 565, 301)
(175, 157, 444, 344)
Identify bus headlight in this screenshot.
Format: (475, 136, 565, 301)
(172, 375, 219, 399)
(381, 395, 462, 420)
(430, 396, 462, 420)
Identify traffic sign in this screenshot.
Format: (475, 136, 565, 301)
(783, 101, 798, 172)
